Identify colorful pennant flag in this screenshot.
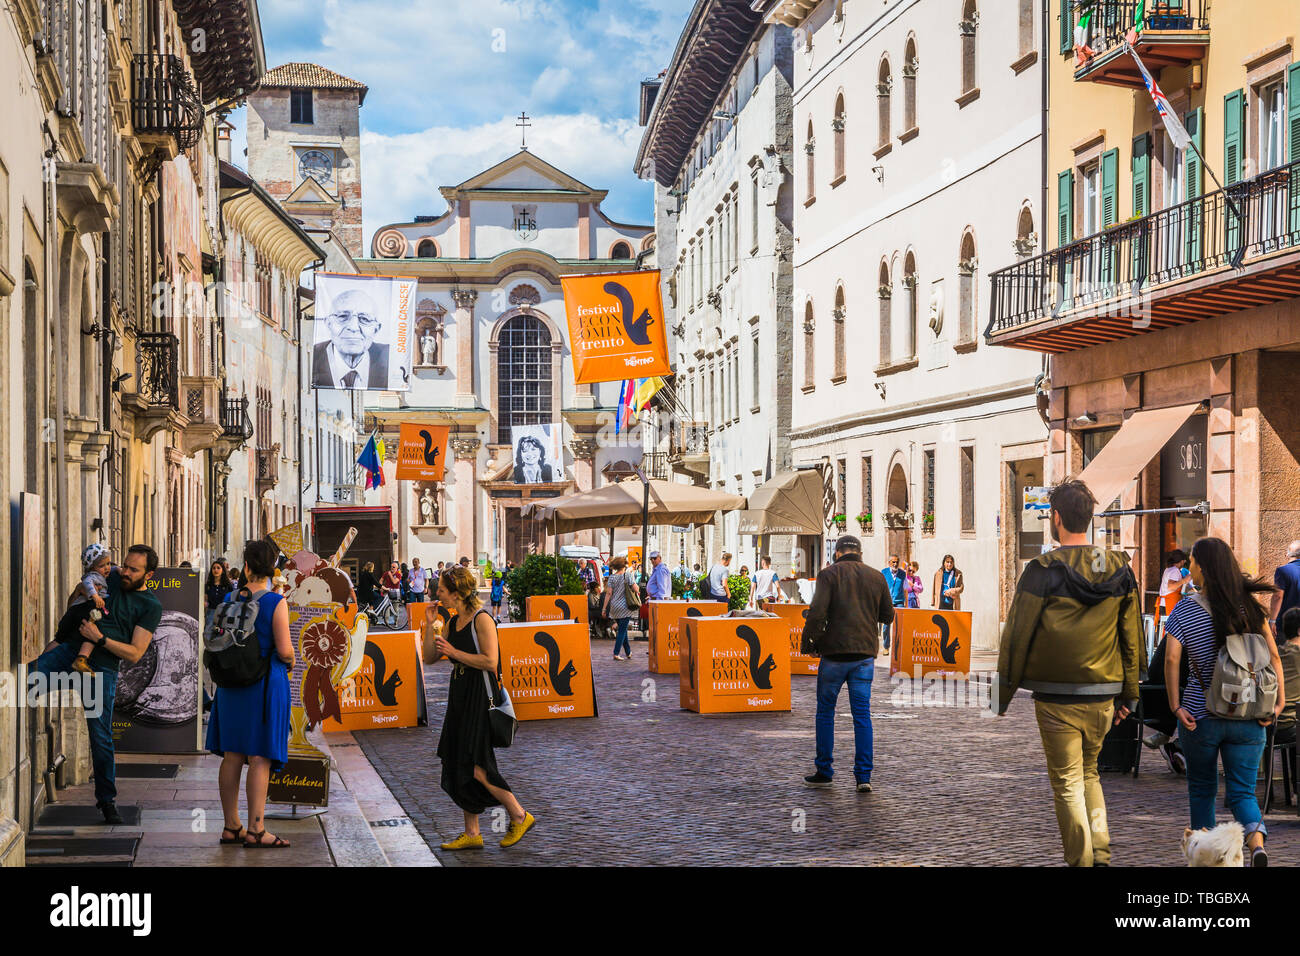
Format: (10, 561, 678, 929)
(1128, 44, 1191, 151)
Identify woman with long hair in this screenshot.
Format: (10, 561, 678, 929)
(429, 565, 535, 850)
(932, 555, 963, 610)
(602, 554, 640, 661)
(206, 539, 295, 848)
(1163, 537, 1284, 867)
(205, 559, 234, 628)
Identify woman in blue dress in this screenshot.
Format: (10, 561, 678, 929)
(206, 539, 295, 848)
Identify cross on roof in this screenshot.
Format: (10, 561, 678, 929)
(517, 111, 531, 150)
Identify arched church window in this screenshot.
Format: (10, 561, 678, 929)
(610, 241, 632, 260)
(497, 315, 553, 445)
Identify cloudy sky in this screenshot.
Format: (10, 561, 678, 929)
(230, 0, 696, 251)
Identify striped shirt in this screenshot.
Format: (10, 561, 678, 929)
(1163, 595, 1219, 721)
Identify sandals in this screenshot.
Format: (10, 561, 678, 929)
(243, 829, 291, 849)
(220, 825, 246, 845)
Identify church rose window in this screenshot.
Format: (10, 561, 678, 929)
(497, 315, 553, 444)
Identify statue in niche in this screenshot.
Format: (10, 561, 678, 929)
(420, 486, 440, 526)
(420, 328, 439, 367)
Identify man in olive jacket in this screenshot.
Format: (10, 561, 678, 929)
(801, 536, 895, 792)
(997, 479, 1145, 867)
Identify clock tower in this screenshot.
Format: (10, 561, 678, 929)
(246, 63, 369, 258)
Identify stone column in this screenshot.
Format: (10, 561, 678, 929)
(451, 289, 477, 409)
(450, 436, 481, 562)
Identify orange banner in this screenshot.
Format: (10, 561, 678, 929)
(889, 609, 973, 677)
(325, 631, 426, 732)
(679, 616, 791, 714)
(526, 594, 587, 624)
(647, 600, 726, 674)
(497, 621, 596, 720)
(561, 270, 671, 384)
(758, 601, 819, 675)
(395, 423, 449, 481)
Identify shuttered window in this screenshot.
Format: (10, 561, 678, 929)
(1289, 63, 1300, 164)
(1101, 148, 1118, 228)
(1060, 0, 1072, 54)
(1224, 90, 1244, 185)
(1131, 133, 1150, 217)
(1184, 107, 1204, 198)
(1057, 169, 1074, 245)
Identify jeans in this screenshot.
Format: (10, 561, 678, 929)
(1180, 717, 1268, 838)
(613, 617, 632, 657)
(814, 657, 874, 783)
(29, 642, 120, 807)
(1035, 698, 1113, 866)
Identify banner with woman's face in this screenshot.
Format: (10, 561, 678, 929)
(511, 424, 563, 484)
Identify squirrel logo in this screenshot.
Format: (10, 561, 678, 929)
(534, 631, 578, 696)
(685, 607, 704, 618)
(934, 614, 961, 665)
(418, 429, 441, 468)
(364, 640, 403, 706)
(603, 280, 655, 346)
(554, 598, 572, 620)
(737, 625, 777, 690)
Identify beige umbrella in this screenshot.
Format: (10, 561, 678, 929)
(737, 470, 825, 536)
(528, 478, 746, 534)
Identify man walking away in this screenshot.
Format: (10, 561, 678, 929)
(1271, 541, 1300, 629)
(801, 536, 895, 793)
(880, 555, 907, 651)
(754, 555, 780, 605)
(996, 479, 1144, 867)
(707, 552, 733, 605)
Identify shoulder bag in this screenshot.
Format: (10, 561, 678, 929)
(625, 572, 643, 610)
(467, 610, 517, 747)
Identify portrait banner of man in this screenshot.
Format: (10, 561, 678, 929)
(511, 424, 563, 484)
(312, 272, 416, 391)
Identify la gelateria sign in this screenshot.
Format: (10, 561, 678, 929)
(561, 270, 671, 384)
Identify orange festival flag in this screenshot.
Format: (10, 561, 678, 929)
(395, 423, 450, 482)
(561, 270, 671, 385)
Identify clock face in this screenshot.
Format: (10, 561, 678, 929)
(299, 149, 333, 183)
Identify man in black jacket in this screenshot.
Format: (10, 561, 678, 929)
(800, 536, 895, 792)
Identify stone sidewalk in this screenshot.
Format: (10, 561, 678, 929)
(33, 730, 437, 867)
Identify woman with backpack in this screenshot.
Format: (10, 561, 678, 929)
(429, 565, 535, 850)
(205, 539, 295, 849)
(1163, 537, 1284, 867)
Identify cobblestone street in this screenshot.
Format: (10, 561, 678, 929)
(355, 640, 1300, 866)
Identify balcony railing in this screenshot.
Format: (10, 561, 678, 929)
(668, 421, 710, 459)
(132, 53, 203, 151)
(256, 449, 279, 491)
(988, 160, 1300, 348)
(1071, 0, 1209, 87)
(136, 332, 180, 409)
(221, 394, 253, 441)
(643, 451, 670, 481)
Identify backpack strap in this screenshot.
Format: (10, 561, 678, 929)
(1185, 592, 1217, 694)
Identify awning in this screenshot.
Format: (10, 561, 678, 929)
(1075, 402, 1204, 514)
(525, 479, 746, 534)
(737, 470, 824, 536)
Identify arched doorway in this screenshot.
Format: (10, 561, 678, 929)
(886, 460, 911, 563)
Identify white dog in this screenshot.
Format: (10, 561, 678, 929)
(1182, 823, 1244, 867)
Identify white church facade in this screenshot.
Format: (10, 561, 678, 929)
(359, 150, 654, 567)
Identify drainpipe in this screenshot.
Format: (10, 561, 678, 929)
(300, 260, 324, 522)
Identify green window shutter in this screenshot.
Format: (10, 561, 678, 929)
(1224, 90, 1243, 186)
(1061, 0, 1072, 54)
(1057, 169, 1074, 245)
(1101, 148, 1119, 227)
(1131, 133, 1150, 216)
(1289, 62, 1300, 164)
(1184, 107, 1203, 199)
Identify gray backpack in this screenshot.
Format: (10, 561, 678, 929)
(1189, 594, 1278, 720)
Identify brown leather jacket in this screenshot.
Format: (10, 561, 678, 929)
(803, 553, 896, 658)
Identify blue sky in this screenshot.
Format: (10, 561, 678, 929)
(230, 0, 696, 249)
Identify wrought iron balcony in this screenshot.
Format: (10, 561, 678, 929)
(987, 159, 1300, 353)
(1070, 0, 1209, 89)
(135, 332, 180, 409)
(643, 451, 670, 481)
(132, 53, 203, 152)
(256, 447, 280, 495)
(221, 395, 253, 441)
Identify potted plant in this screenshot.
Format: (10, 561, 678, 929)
(923, 512, 935, 533)
(832, 512, 847, 531)
(856, 511, 873, 532)
(504, 553, 585, 623)
(726, 574, 752, 611)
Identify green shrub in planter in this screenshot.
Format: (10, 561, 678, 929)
(505, 553, 584, 623)
(671, 572, 694, 599)
(726, 573, 751, 611)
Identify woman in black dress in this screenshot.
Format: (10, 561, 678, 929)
(430, 565, 536, 850)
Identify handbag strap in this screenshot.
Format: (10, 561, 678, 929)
(464, 609, 499, 704)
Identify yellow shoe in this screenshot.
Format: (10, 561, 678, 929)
(500, 812, 536, 848)
(439, 832, 484, 850)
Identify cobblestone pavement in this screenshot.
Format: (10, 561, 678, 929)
(356, 640, 1300, 866)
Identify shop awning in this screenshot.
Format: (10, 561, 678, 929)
(737, 470, 824, 536)
(1075, 402, 1205, 514)
(525, 479, 746, 534)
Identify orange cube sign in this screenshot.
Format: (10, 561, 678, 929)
(679, 616, 791, 714)
(326, 631, 426, 731)
(758, 601, 819, 675)
(561, 270, 671, 384)
(526, 593, 588, 624)
(889, 609, 973, 677)
(497, 621, 596, 720)
(647, 600, 726, 674)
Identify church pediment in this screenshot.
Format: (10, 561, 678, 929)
(283, 176, 339, 208)
(440, 150, 607, 204)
